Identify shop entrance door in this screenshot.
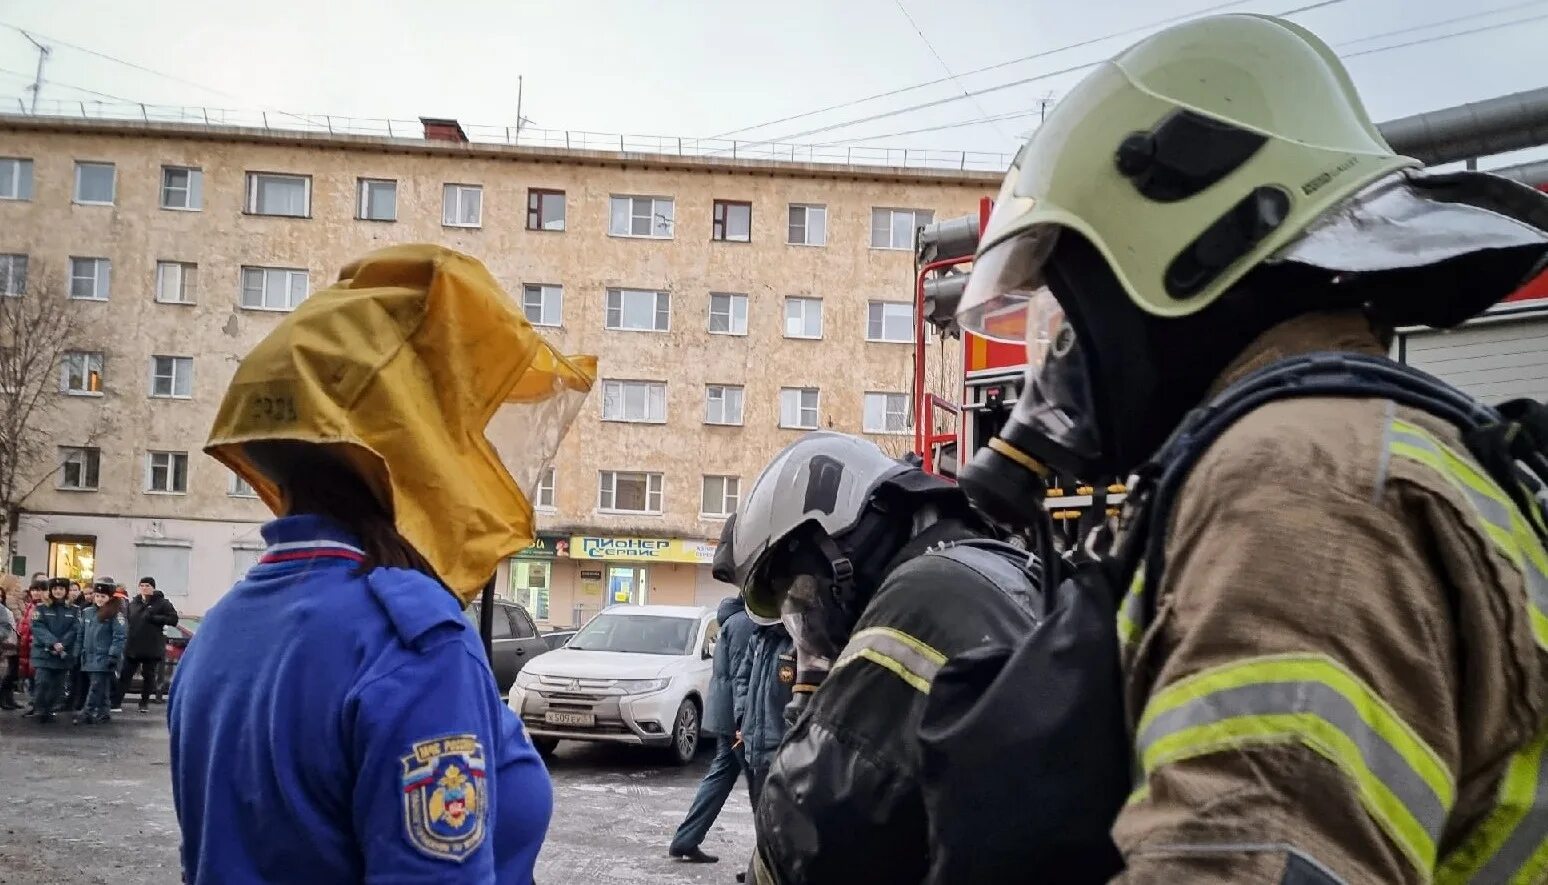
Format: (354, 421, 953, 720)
(606, 565, 648, 606)
(48, 536, 97, 584)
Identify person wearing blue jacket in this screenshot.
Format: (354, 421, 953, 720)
(29, 578, 81, 724)
(170, 245, 593, 884)
(73, 579, 126, 724)
(668, 589, 757, 864)
(734, 620, 796, 790)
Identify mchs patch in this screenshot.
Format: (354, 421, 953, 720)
(401, 734, 488, 862)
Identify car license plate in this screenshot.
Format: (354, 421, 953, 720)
(545, 711, 595, 727)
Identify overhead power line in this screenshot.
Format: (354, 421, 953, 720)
(0, 65, 138, 103)
(1334, 0, 1548, 47)
(1342, 8, 1548, 58)
(709, 0, 1345, 139)
(0, 21, 248, 103)
(891, 0, 1008, 139)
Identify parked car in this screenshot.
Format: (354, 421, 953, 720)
(508, 604, 718, 764)
(541, 629, 577, 651)
(131, 616, 201, 697)
(465, 600, 550, 693)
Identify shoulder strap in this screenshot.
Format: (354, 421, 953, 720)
(922, 539, 1044, 618)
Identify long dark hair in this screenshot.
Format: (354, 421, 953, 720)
(245, 441, 444, 584)
(96, 595, 121, 622)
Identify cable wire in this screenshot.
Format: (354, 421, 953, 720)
(891, 0, 1009, 139)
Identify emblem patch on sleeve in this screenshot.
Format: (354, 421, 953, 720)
(400, 734, 488, 862)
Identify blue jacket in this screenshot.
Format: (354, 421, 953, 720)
(703, 598, 754, 737)
(734, 622, 795, 771)
(169, 515, 552, 884)
(29, 600, 81, 670)
(75, 605, 127, 672)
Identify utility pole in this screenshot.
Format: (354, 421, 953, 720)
(23, 32, 50, 114)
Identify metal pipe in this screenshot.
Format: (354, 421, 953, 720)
(1488, 158, 1548, 189)
(1379, 87, 1548, 166)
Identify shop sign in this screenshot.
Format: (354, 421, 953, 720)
(568, 536, 717, 564)
(514, 535, 569, 560)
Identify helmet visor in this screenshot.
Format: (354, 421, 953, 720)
(484, 349, 595, 505)
(955, 226, 1060, 344)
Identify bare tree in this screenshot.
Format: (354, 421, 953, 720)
(0, 270, 90, 565)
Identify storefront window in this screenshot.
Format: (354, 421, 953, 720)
(48, 537, 96, 584)
(510, 560, 551, 621)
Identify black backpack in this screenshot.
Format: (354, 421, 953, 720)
(915, 351, 1548, 884)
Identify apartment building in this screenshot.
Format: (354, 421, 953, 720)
(0, 113, 996, 625)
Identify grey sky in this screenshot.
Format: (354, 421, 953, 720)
(1, 0, 1545, 161)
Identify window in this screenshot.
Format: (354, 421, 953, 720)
(705, 385, 745, 426)
(788, 203, 827, 246)
(246, 172, 310, 217)
(867, 301, 914, 343)
(155, 261, 197, 304)
(527, 189, 565, 231)
(535, 466, 556, 510)
(357, 178, 397, 221)
(701, 475, 740, 518)
(60, 352, 104, 396)
(712, 200, 752, 242)
(870, 207, 934, 250)
(241, 266, 309, 311)
(135, 541, 190, 598)
(74, 162, 116, 205)
(149, 356, 193, 399)
(779, 387, 820, 429)
(601, 380, 667, 423)
(442, 183, 483, 227)
(864, 392, 911, 434)
(0, 254, 26, 296)
(522, 284, 562, 327)
(146, 451, 189, 494)
(511, 561, 551, 620)
(69, 257, 111, 300)
(0, 158, 33, 201)
(598, 471, 663, 514)
(708, 292, 748, 335)
(784, 297, 823, 339)
(229, 472, 257, 498)
(160, 166, 203, 211)
(605, 288, 670, 331)
(58, 447, 100, 491)
(609, 195, 674, 238)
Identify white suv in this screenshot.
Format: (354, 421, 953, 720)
(508, 604, 718, 764)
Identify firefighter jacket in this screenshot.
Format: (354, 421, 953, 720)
(1113, 311, 1548, 884)
(752, 519, 1040, 884)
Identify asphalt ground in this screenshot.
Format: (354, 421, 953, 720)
(0, 706, 753, 884)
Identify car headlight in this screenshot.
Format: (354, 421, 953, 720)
(514, 670, 539, 689)
(615, 678, 670, 695)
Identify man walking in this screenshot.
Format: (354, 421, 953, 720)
(117, 577, 178, 714)
(667, 592, 756, 864)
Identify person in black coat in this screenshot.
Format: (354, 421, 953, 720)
(115, 577, 178, 713)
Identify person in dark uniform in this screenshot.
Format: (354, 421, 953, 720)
(169, 244, 595, 884)
(721, 432, 1042, 884)
(29, 578, 81, 724)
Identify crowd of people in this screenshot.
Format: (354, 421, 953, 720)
(0, 573, 180, 724)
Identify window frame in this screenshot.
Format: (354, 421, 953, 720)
(866, 301, 915, 344)
(68, 257, 111, 301)
(711, 199, 753, 243)
(783, 296, 823, 340)
(0, 157, 32, 201)
(0, 253, 27, 296)
(609, 195, 675, 239)
(160, 166, 204, 211)
(526, 188, 566, 232)
(228, 471, 258, 499)
(604, 288, 671, 332)
(441, 183, 484, 228)
(708, 292, 748, 336)
(870, 207, 934, 251)
(356, 178, 398, 222)
(600, 379, 669, 424)
(521, 283, 563, 328)
(787, 203, 828, 247)
(60, 351, 105, 397)
(239, 266, 309, 312)
(57, 446, 101, 492)
(700, 475, 740, 519)
(597, 470, 665, 515)
(145, 450, 190, 495)
(863, 391, 913, 435)
(73, 161, 116, 206)
(779, 387, 820, 430)
(535, 466, 556, 511)
(245, 172, 312, 218)
(704, 384, 745, 426)
(149, 355, 194, 400)
(154, 261, 197, 305)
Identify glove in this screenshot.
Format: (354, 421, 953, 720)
(108, 658, 119, 669)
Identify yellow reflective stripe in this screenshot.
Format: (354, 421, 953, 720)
(832, 627, 946, 695)
(1437, 728, 1548, 885)
(1117, 566, 1145, 647)
(1389, 419, 1548, 651)
(1137, 654, 1454, 874)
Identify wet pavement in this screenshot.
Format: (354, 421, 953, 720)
(0, 707, 753, 884)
